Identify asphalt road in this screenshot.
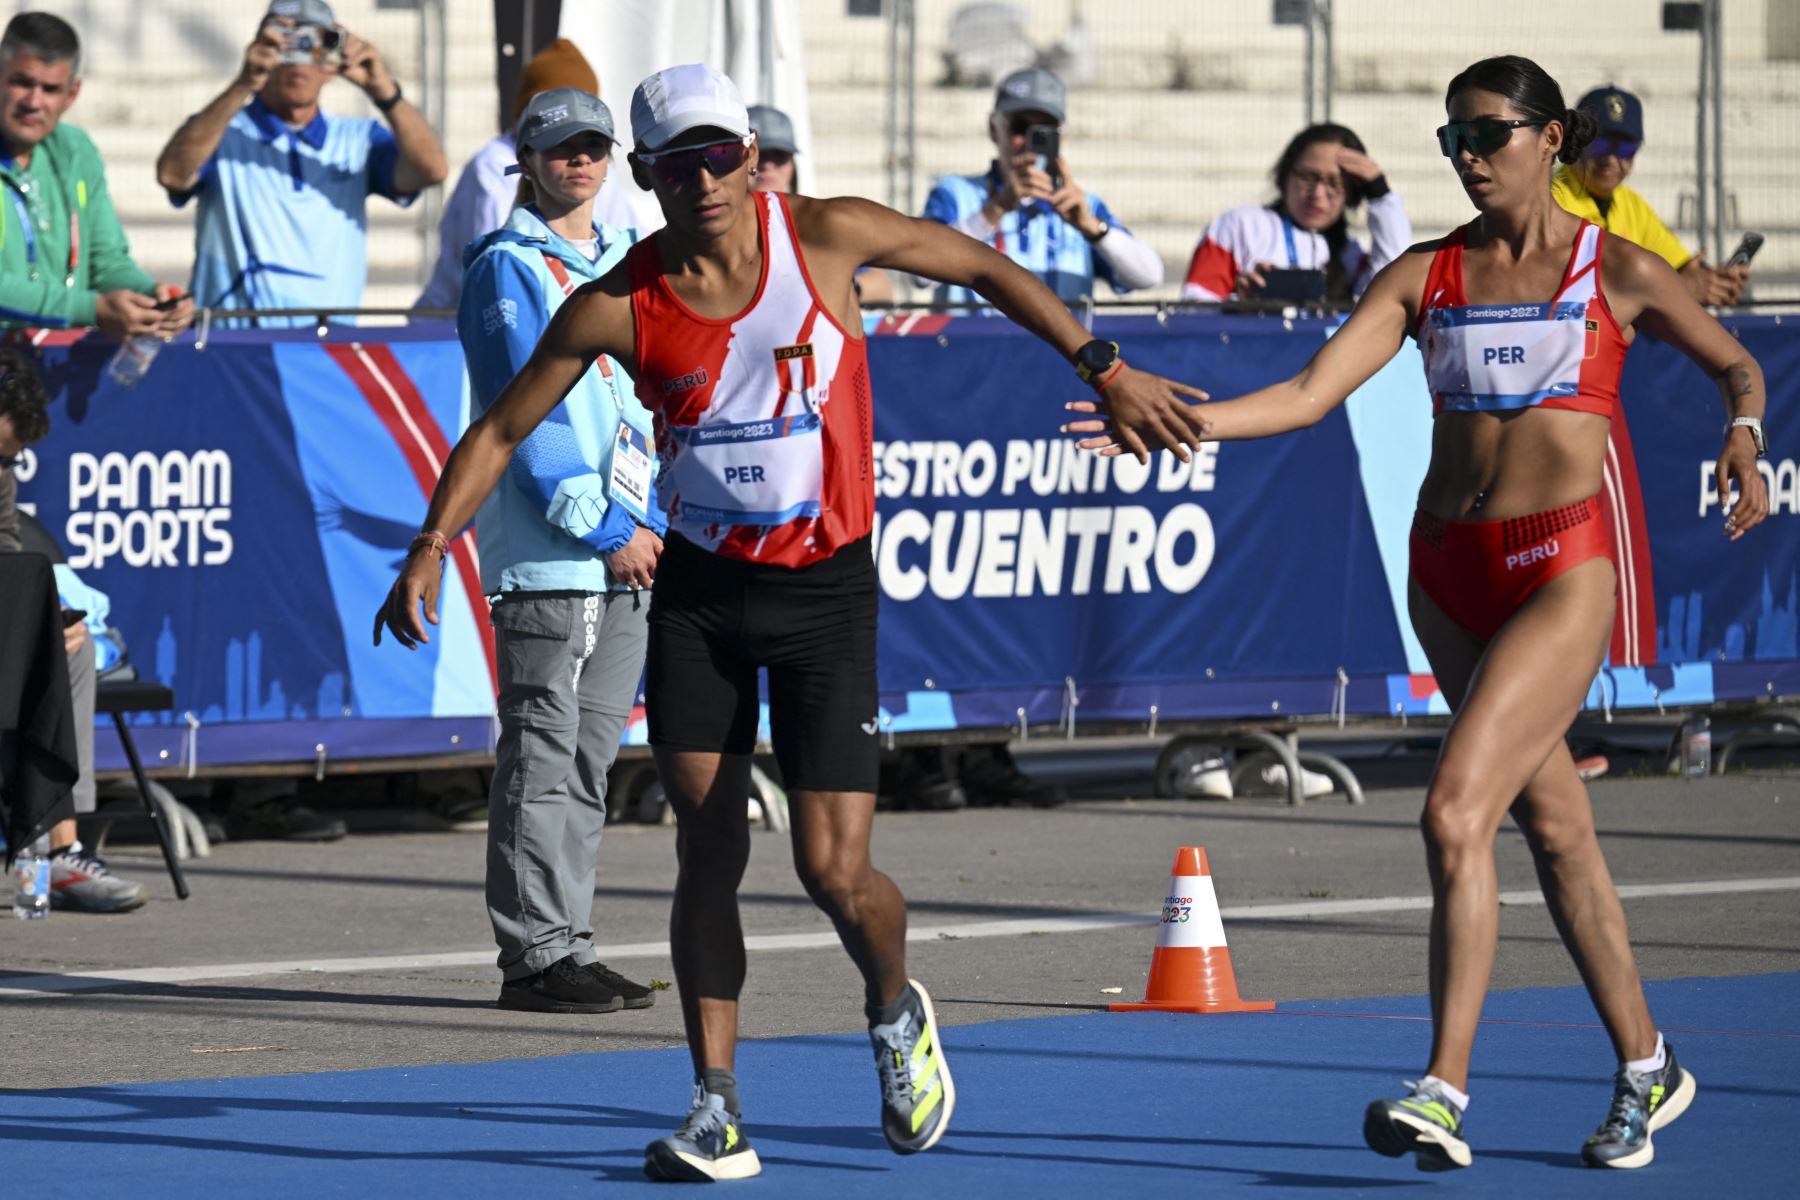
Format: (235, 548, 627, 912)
(3, 771, 1797, 1092)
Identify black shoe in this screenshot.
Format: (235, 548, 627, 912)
(585, 961, 655, 1009)
(956, 746, 1065, 808)
(887, 749, 966, 812)
(226, 800, 347, 843)
(498, 955, 625, 1013)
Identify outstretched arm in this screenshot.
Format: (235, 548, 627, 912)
(809, 196, 1210, 461)
(1065, 251, 1418, 454)
(1610, 237, 1768, 539)
(373, 278, 635, 646)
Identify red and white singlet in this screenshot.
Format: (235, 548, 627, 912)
(1418, 220, 1628, 419)
(627, 190, 874, 567)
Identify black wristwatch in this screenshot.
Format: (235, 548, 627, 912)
(373, 82, 403, 113)
(1072, 339, 1120, 385)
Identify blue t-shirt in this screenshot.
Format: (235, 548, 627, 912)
(921, 163, 1129, 311)
(175, 98, 415, 326)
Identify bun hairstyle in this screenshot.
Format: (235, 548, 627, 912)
(1445, 55, 1594, 162)
(1558, 106, 1598, 163)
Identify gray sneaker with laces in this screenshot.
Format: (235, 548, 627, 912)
(49, 845, 147, 913)
(1581, 1042, 1697, 1169)
(1364, 1078, 1471, 1171)
(643, 1088, 762, 1182)
(870, 979, 955, 1154)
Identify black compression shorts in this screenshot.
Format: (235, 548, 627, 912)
(645, 533, 880, 794)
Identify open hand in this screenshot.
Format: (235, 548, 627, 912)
(373, 547, 443, 649)
(1061, 364, 1211, 463)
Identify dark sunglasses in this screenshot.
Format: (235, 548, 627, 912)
(1588, 137, 1640, 160)
(1436, 117, 1544, 158)
(1007, 115, 1058, 136)
(635, 136, 753, 185)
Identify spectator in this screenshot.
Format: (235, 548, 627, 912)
(1553, 85, 1747, 306)
(919, 67, 1163, 309)
(452, 87, 663, 1013)
(748, 102, 894, 303)
(155, 0, 448, 326)
(416, 38, 636, 313)
(0, 12, 192, 339)
(1183, 123, 1411, 302)
(1, 348, 146, 911)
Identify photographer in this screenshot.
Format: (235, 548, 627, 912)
(0, 12, 191, 339)
(1182, 124, 1410, 303)
(919, 67, 1162, 310)
(155, 0, 447, 327)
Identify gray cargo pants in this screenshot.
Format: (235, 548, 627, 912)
(487, 590, 647, 981)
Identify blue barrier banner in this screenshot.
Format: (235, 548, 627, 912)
(9, 315, 1796, 767)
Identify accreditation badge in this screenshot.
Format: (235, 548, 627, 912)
(608, 424, 654, 525)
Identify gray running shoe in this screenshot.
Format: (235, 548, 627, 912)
(1581, 1042, 1697, 1169)
(643, 1088, 762, 1182)
(1363, 1078, 1472, 1171)
(49, 846, 147, 913)
(870, 979, 955, 1154)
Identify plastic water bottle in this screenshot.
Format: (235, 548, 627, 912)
(1680, 715, 1712, 779)
(11, 837, 50, 920)
(107, 333, 163, 388)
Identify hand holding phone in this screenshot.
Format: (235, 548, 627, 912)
(1724, 232, 1764, 271)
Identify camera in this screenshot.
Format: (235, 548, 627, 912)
(267, 20, 343, 68)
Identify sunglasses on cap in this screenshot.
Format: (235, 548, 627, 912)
(635, 135, 753, 186)
(1436, 117, 1544, 159)
(1588, 137, 1640, 160)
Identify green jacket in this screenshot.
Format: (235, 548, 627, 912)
(0, 122, 156, 329)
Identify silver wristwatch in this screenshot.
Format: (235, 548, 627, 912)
(1730, 416, 1767, 457)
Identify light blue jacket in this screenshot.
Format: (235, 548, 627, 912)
(457, 205, 666, 593)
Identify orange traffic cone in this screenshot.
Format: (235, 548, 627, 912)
(1110, 846, 1274, 1014)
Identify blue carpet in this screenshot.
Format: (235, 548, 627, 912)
(3, 972, 1794, 1197)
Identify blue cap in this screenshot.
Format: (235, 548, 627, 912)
(1577, 86, 1644, 143)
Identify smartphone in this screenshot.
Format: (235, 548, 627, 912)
(154, 294, 183, 311)
(1724, 232, 1764, 270)
(1258, 267, 1328, 301)
(1024, 124, 1061, 189)
(268, 20, 343, 68)
(62, 608, 88, 628)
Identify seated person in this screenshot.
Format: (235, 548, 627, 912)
(0, 348, 144, 911)
(1182, 124, 1411, 302)
(1552, 85, 1747, 306)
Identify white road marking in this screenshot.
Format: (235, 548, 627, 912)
(4, 875, 1797, 999)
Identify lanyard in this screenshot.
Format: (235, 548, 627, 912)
(6, 172, 80, 281)
(542, 250, 624, 414)
(1280, 215, 1299, 268)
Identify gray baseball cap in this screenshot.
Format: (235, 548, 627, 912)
(747, 105, 798, 155)
(265, 0, 337, 28)
(515, 87, 616, 152)
(631, 63, 750, 150)
(993, 67, 1066, 124)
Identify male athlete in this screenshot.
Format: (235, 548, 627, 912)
(374, 63, 1208, 1182)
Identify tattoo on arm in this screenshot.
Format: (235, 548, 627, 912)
(1726, 363, 1754, 400)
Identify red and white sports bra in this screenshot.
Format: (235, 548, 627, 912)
(627, 190, 874, 568)
(1417, 220, 1627, 419)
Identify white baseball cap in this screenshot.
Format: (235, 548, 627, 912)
(631, 64, 750, 151)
